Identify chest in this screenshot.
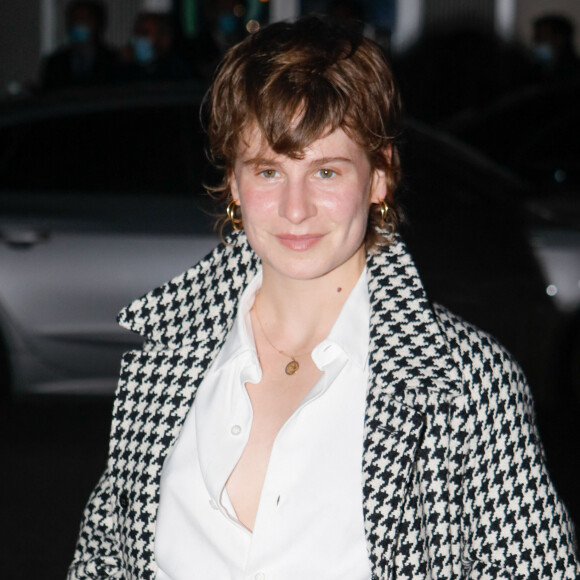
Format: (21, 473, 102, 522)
(225, 355, 323, 530)
(153, 350, 375, 578)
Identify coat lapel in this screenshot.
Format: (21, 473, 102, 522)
(118, 231, 259, 351)
(363, 241, 462, 578)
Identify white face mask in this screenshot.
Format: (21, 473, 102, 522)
(533, 42, 555, 64)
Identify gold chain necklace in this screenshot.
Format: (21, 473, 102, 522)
(253, 305, 309, 376)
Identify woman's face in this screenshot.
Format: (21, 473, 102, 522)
(230, 125, 386, 284)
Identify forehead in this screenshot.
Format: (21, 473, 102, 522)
(235, 122, 366, 162)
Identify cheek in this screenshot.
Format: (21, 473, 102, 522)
(321, 186, 372, 224)
(243, 190, 276, 210)
(236, 183, 278, 221)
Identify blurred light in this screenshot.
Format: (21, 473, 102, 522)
(246, 19, 260, 33)
(183, 0, 197, 36)
(546, 284, 558, 297)
(234, 4, 245, 17)
(142, 0, 171, 11)
(5, 81, 23, 97)
(260, 0, 269, 2)
(554, 169, 567, 183)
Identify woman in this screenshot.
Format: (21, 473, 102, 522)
(69, 16, 579, 579)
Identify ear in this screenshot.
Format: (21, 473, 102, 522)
(230, 170, 240, 203)
(369, 146, 391, 204)
(369, 166, 387, 204)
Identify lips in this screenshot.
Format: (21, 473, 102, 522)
(276, 234, 323, 251)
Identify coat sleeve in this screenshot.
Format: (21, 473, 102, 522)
(67, 469, 125, 579)
(449, 313, 580, 578)
(66, 343, 157, 579)
(67, 339, 171, 579)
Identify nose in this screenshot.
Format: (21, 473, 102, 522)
(278, 177, 316, 224)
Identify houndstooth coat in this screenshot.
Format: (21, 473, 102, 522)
(69, 231, 579, 579)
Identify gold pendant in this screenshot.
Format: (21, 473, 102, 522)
(285, 360, 299, 375)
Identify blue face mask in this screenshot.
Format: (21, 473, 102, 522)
(218, 13, 238, 35)
(69, 25, 91, 44)
(133, 36, 155, 64)
(534, 42, 555, 64)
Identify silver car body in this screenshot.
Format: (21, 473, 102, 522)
(1, 231, 216, 395)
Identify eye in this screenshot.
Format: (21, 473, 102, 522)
(317, 168, 336, 179)
(259, 169, 278, 178)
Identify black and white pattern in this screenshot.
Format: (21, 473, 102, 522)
(68, 231, 579, 579)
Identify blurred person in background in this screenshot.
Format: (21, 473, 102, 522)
(326, 0, 365, 31)
(118, 11, 192, 83)
(184, 0, 248, 81)
(41, 0, 118, 91)
(392, 27, 532, 123)
(532, 13, 580, 83)
(68, 16, 579, 579)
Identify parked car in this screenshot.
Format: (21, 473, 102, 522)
(396, 121, 567, 406)
(0, 83, 219, 397)
(444, 82, 580, 398)
(0, 84, 574, 405)
(444, 81, 580, 192)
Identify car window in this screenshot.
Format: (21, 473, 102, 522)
(399, 126, 542, 291)
(513, 112, 580, 190)
(0, 104, 208, 196)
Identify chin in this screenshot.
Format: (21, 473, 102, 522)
(267, 256, 352, 282)
(256, 238, 366, 282)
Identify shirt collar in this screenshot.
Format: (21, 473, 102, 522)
(211, 266, 369, 374)
(312, 267, 370, 372)
(210, 268, 263, 374)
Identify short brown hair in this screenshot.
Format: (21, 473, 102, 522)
(205, 15, 402, 251)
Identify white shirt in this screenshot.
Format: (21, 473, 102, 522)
(155, 269, 372, 580)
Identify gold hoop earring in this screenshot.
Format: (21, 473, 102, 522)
(226, 199, 243, 230)
(377, 199, 389, 227)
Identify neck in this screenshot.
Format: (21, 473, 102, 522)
(255, 251, 366, 353)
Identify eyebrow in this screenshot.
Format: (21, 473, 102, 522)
(242, 156, 353, 167)
(242, 156, 279, 167)
(310, 157, 353, 167)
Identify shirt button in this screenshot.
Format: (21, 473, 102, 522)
(209, 499, 219, 510)
(231, 424, 242, 436)
(254, 573, 266, 580)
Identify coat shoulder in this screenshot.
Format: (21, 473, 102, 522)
(433, 303, 518, 361)
(432, 303, 531, 405)
(116, 232, 259, 348)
